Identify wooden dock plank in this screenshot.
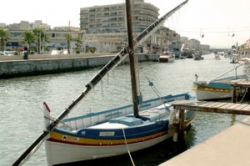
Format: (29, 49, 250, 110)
(228, 103, 242, 109)
(172, 100, 250, 115)
(234, 104, 250, 110)
(209, 102, 229, 108)
(198, 102, 215, 107)
(218, 103, 235, 109)
(172, 100, 196, 105)
(242, 105, 250, 111)
(201, 102, 221, 108)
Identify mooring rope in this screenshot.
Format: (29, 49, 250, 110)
(122, 128, 135, 166)
(239, 88, 248, 103)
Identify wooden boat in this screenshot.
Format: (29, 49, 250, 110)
(193, 75, 246, 100)
(13, 1, 195, 166)
(193, 60, 250, 100)
(159, 51, 175, 62)
(44, 93, 195, 165)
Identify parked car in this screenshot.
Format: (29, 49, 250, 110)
(4, 51, 14, 56)
(61, 49, 68, 54)
(50, 50, 61, 55)
(50, 49, 68, 55)
(0, 51, 7, 56)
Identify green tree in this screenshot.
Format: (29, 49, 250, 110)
(74, 36, 82, 54)
(21, 30, 36, 52)
(0, 28, 10, 51)
(65, 33, 72, 54)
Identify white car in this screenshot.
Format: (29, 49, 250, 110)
(0, 51, 7, 56)
(50, 50, 61, 55)
(50, 49, 68, 55)
(61, 49, 68, 54)
(4, 51, 14, 56)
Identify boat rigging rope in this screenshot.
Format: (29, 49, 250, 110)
(141, 71, 171, 111)
(44, 115, 74, 130)
(206, 63, 244, 84)
(122, 128, 135, 166)
(140, 67, 163, 98)
(100, 79, 104, 97)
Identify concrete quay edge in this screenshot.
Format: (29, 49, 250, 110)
(159, 116, 250, 166)
(0, 53, 159, 79)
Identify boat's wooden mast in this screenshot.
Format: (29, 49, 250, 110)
(125, 0, 140, 118)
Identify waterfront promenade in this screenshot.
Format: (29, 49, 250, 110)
(0, 53, 115, 61)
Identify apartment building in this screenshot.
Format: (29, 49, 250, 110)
(80, 0, 162, 53)
(80, 0, 158, 34)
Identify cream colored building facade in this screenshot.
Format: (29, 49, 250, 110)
(80, 0, 161, 53)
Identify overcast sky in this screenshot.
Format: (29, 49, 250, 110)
(1, 0, 249, 48)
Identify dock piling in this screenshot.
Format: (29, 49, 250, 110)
(178, 109, 185, 141)
(231, 84, 236, 103)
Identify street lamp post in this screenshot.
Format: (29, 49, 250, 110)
(38, 25, 42, 54)
(39, 25, 45, 54)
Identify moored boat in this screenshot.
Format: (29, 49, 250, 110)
(193, 59, 250, 100)
(44, 93, 195, 165)
(159, 51, 175, 63)
(214, 53, 221, 60)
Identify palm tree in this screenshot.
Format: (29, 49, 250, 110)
(65, 33, 72, 54)
(0, 28, 10, 52)
(21, 30, 36, 51)
(33, 28, 44, 54)
(74, 36, 82, 54)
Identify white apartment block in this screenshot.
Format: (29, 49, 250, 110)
(80, 0, 158, 34)
(80, 0, 164, 53)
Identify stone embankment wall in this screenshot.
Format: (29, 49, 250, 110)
(0, 53, 159, 78)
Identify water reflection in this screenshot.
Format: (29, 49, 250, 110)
(231, 114, 236, 126)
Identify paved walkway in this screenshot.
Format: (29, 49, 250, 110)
(0, 53, 115, 62)
(160, 116, 250, 166)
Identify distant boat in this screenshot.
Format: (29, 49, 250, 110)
(171, 48, 181, 59)
(193, 54, 204, 60)
(214, 53, 221, 60)
(159, 51, 175, 63)
(192, 51, 203, 60)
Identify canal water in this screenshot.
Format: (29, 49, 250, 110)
(0, 54, 247, 166)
